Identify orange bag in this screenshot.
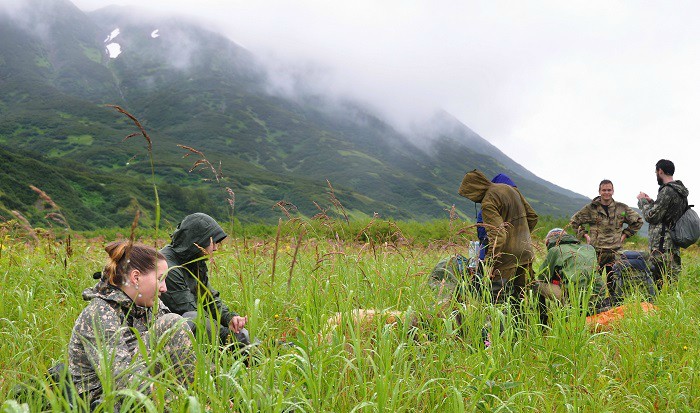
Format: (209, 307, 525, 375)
(585, 302, 657, 332)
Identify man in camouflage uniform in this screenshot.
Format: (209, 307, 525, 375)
(570, 179, 643, 294)
(637, 159, 689, 286)
(68, 279, 196, 406)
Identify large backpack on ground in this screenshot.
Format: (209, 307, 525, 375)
(428, 254, 484, 301)
(609, 251, 657, 305)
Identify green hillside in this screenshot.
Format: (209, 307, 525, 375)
(0, 0, 589, 230)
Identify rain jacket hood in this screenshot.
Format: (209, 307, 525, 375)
(458, 169, 492, 203)
(664, 180, 689, 198)
(491, 173, 517, 187)
(167, 213, 227, 261)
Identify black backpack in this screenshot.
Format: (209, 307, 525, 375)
(665, 185, 700, 248)
(609, 251, 657, 305)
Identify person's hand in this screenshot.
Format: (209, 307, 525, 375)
(584, 234, 591, 244)
(228, 315, 248, 333)
(621, 234, 627, 243)
(636, 192, 651, 201)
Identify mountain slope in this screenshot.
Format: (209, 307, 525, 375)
(0, 0, 589, 230)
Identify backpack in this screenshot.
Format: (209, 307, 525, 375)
(664, 185, 700, 248)
(669, 205, 700, 248)
(609, 251, 656, 305)
(428, 254, 484, 300)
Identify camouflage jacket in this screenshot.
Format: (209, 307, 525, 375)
(68, 280, 194, 402)
(638, 180, 689, 253)
(570, 197, 643, 251)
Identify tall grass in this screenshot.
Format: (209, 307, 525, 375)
(2, 223, 699, 411)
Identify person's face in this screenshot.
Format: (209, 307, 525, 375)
(204, 238, 219, 256)
(656, 168, 664, 185)
(599, 183, 614, 202)
(133, 259, 168, 307)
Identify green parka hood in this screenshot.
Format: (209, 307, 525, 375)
(166, 213, 227, 261)
(458, 169, 492, 203)
(545, 233, 580, 250)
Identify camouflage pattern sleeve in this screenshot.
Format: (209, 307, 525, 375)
(570, 205, 593, 238)
(71, 301, 148, 395)
(638, 187, 674, 225)
(622, 204, 644, 237)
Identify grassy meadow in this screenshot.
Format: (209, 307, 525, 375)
(1, 218, 699, 412)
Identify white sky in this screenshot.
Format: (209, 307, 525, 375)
(70, 0, 699, 206)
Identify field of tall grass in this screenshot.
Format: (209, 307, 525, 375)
(1, 217, 699, 412)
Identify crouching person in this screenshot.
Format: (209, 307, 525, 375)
(160, 213, 250, 349)
(535, 228, 610, 326)
(68, 242, 195, 409)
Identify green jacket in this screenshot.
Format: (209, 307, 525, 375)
(570, 197, 643, 251)
(160, 213, 237, 328)
(538, 233, 605, 297)
(458, 169, 538, 274)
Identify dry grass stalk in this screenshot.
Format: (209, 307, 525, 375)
(273, 201, 298, 219)
(10, 210, 39, 243)
(29, 185, 70, 229)
(30, 185, 59, 210)
(177, 145, 222, 183)
(271, 218, 282, 285)
(108, 105, 153, 151)
(225, 187, 236, 213)
(287, 228, 306, 294)
(311, 201, 331, 222)
(129, 209, 140, 245)
(326, 180, 349, 225)
(445, 204, 458, 230)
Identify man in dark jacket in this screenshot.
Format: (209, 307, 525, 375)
(459, 169, 538, 309)
(160, 213, 248, 345)
(637, 159, 689, 286)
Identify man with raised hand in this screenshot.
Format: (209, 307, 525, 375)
(637, 159, 689, 286)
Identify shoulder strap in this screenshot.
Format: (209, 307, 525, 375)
(661, 184, 689, 225)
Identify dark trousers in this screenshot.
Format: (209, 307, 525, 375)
(490, 263, 531, 328)
(597, 249, 618, 299)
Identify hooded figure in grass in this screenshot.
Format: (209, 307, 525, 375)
(160, 213, 249, 346)
(458, 169, 538, 307)
(535, 228, 608, 325)
(476, 173, 518, 260)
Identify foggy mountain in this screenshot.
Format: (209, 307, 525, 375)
(0, 0, 588, 230)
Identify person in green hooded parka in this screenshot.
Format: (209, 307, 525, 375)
(458, 169, 538, 310)
(535, 228, 608, 325)
(160, 213, 248, 345)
